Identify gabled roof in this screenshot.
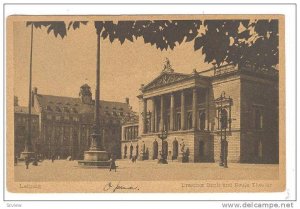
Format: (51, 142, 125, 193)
(35, 94, 132, 118)
(142, 72, 190, 91)
(14, 106, 38, 115)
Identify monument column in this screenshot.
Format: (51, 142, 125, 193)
(159, 95, 165, 131)
(192, 88, 198, 129)
(180, 91, 186, 130)
(170, 92, 175, 131)
(151, 98, 156, 133)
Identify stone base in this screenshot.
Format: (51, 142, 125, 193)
(138, 152, 145, 161)
(78, 150, 110, 168)
(157, 159, 168, 164)
(18, 151, 35, 162)
(177, 153, 189, 163)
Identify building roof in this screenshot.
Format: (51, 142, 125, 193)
(34, 94, 132, 118)
(14, 106, 39, 115)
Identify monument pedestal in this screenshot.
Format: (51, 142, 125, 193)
(177, 152, 186, 163)
(138, 152, 145, 161)
(78, 150, 111, 168)
(157, 153, 168, 164)
(18, 151, 35, 162)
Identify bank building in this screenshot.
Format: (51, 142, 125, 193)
(14, 84, 135, 160)
(121, 60, 279, 164)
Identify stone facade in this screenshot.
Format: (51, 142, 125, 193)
(14, 103, 40, 157)
(121, 63, 279, 164)
(14, 85, 134, 160)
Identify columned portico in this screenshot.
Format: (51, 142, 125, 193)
(135, 61, 212, 163)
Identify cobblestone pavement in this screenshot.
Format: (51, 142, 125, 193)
(14, 159, 279, 182)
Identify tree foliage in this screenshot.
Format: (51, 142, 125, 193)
(27, 21, 87, 38)
(93, 20, 201, 50)
(194, 19, 278, 68)
(27, 19, 278, 68)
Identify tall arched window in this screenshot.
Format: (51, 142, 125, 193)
(199, 112, 206, 131)
(254, 109, 263, 129)
(153, 140, 158, 159)
(172, 139, 179, 159)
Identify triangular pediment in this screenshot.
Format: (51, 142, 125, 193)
(143, 72, 190, 91)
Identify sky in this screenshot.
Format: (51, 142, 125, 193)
(13, 20, 213, 111)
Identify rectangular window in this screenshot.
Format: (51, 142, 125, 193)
(55, 115, 61, 121)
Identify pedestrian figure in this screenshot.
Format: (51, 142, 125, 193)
(25, 157, 29, 169)
(14, 156, 18, 166)
(51, 154, 55, 163)
(131, 155, 137, 163)
(109, 155, 117, 172)
(32, 157, 38, 166)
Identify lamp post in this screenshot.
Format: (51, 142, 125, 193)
(214, 91, 232, 168)
(157, 128, 168, 164)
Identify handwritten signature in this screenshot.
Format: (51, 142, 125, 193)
(103, 182, 139, 192)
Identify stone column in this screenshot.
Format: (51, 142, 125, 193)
(159, 95, 165, 131)
(138, 96, 144, 136)
(170, 92, 175, 131)
(121, 126, 125, 141)
(154, 100, 158, 132)
(143, 99, 147, 134)
(206, 88, 210, 131)
(180, 91, 186, 130)
(129, 127, 133, 140)
(192, 88, 198, 129)
(151, 98, 156, 133)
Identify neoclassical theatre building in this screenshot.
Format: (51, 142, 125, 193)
(121, 62, 279, 163)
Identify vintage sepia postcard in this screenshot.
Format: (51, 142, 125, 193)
(6, 14, 285, 193)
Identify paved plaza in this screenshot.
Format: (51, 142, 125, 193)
(14, 159, 279, 182)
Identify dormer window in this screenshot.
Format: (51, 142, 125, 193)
(63, 107, 69, 113)
(46, 105, 52, 111)
(55, 106, 61, 112)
